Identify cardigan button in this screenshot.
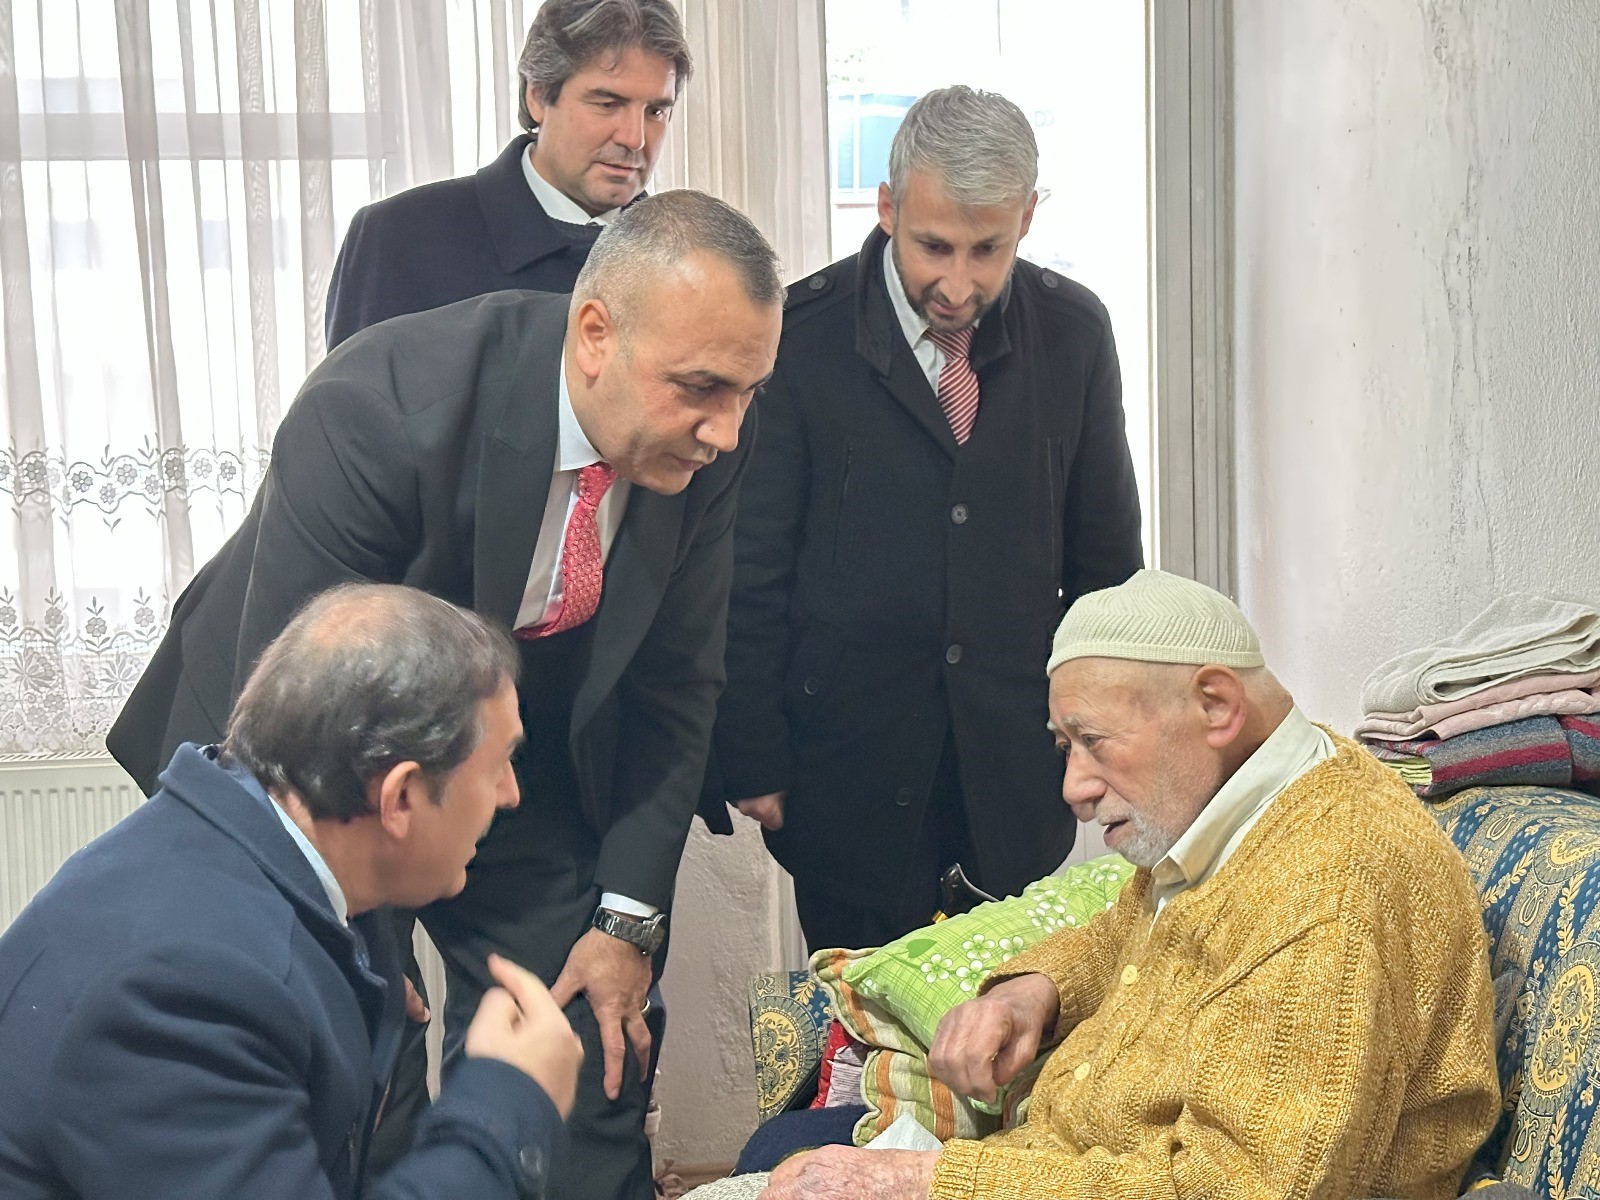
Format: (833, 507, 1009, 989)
(1073, 1062, 1090, 1081)
(1121, 964, 1139, 986)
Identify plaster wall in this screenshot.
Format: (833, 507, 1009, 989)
(1233, 0, 1600, 730)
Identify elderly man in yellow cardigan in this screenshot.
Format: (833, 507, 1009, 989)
(762, 569, 1499, 1200)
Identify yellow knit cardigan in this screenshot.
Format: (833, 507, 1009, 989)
(929, 734, 1499, 1200)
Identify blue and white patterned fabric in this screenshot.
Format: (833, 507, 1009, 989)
(1432, 785, 1600, 1199)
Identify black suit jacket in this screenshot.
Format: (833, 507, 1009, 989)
(108, 290, 747, 907)
(0, 743, 563, 1199)
(710, 226, 1142, 905)
(325, 135, 598, 350)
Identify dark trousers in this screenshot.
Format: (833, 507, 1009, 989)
(366, 858, 666, 1200)
(793, 731, 978, 955)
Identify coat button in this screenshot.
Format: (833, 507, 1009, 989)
(808, 274, 827, 290)
(803, 677, 820, 696)
(945, 644, 963, 665)
(1041, 270, 1059, 289)
(895, 787, 914, 807)
(950, 503, 969, 524)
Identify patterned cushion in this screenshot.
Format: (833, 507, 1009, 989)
(807, 856, 1136, 1143)
(748, 969, 832, 1124)
(843, 856, 1136, 1050)
(1430, 785, 1600, 1197)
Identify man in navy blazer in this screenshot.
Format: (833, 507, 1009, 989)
(0, 584, 583, 1199)
(325, 0, 690, 350)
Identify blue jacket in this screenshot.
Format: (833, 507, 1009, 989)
(0, 744, 565, 1199)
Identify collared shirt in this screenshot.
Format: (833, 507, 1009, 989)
(1150, 706, 1334, 915)
(221, 754, 349, 926)
(512, 352, 632, 631)
(882, 241, 951, 394)
(522, 144, 623, 226)
(509, 356, 647, 921)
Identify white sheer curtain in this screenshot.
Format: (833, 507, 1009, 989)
(0, 0, 828, 757)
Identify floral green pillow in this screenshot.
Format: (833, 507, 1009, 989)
(841, 855, 1136, 1051)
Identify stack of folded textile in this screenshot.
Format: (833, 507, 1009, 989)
(1358, 594, 1600, 799)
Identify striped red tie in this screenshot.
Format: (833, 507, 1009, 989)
(928, 327, 980, 444)
(516, 461, 617, 639)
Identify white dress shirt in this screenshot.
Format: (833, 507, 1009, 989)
(1149, 706, 1335, 914)
(883, 241, 959, 393)
(521, 146, 624, 225)
(509, 353, 654, 922)
(512, 354, 632, 631)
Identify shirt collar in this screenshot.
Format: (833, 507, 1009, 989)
(221, 755, 349, 925)
(522, 143, 622, 226)
(1152, 705, 1334, 896)
(557, 350, 605, 473)
(881, 239, 929, 354)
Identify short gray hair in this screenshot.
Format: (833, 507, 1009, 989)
(222, 584, 519, 822)
(888, 85, 1039, 209)
(573, 189, 783, 332)
(517, 0, 692, 133)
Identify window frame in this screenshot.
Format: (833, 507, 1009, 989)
(1151, 0, 1235, 595)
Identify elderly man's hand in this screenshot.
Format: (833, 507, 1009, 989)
(928, 973, 1060, 1104)
(759, 1146, 939, 1200)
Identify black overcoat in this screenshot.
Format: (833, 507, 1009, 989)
(324, 135, 600, 350)
(710, 226, 1142, 905)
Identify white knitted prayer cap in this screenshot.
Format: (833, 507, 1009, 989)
(1047, 569, 1264, 675)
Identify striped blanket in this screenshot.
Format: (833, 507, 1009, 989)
(1364, 714, 1600, 798)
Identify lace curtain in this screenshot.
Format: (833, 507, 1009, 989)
(0, 0, 829, 757)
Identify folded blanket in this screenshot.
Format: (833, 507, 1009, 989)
(1364, 715, 1600, 798)
(1355, 668, 1600, 739)
(1357, 686, 1600, 742)
(1361, 594, 1600, 715)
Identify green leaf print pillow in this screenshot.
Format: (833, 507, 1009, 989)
(841, 855, 1136, 1050)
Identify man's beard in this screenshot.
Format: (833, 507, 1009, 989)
(1111, 736, 1226, 870)
(890, 235, 996, 333)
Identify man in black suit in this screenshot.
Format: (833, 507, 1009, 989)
(1, 584, 582, 1199)
(710, 87, 1144, 953)
(325, 0, 690, 349)
(108, 190, 783, 1200)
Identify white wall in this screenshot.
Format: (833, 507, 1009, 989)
(1233, 0, 1600, 731)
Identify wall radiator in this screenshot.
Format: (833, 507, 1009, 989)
(0, 757, 144, 931)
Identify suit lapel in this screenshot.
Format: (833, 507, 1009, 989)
(570, 485, 684, 734)
(473, 299, 566, 628)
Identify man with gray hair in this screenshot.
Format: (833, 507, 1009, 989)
(709, 85, 1144, 952)
(326, 0, 691, 348)
(762, 569, 1499, 1200)
(110, 189, 783, 1200)
(1, 584, 584, 1199)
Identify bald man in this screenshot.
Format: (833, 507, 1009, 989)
(762, 571, 1500, 1200)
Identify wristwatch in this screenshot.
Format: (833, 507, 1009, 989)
(592, 907, 667, 955)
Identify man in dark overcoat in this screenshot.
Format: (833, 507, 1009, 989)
(710, 87, 1143, 952)
(325, 0, 689, 349)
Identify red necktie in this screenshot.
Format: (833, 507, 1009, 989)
(927, 326, 980, 444)
(517, 461, 617, 639)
